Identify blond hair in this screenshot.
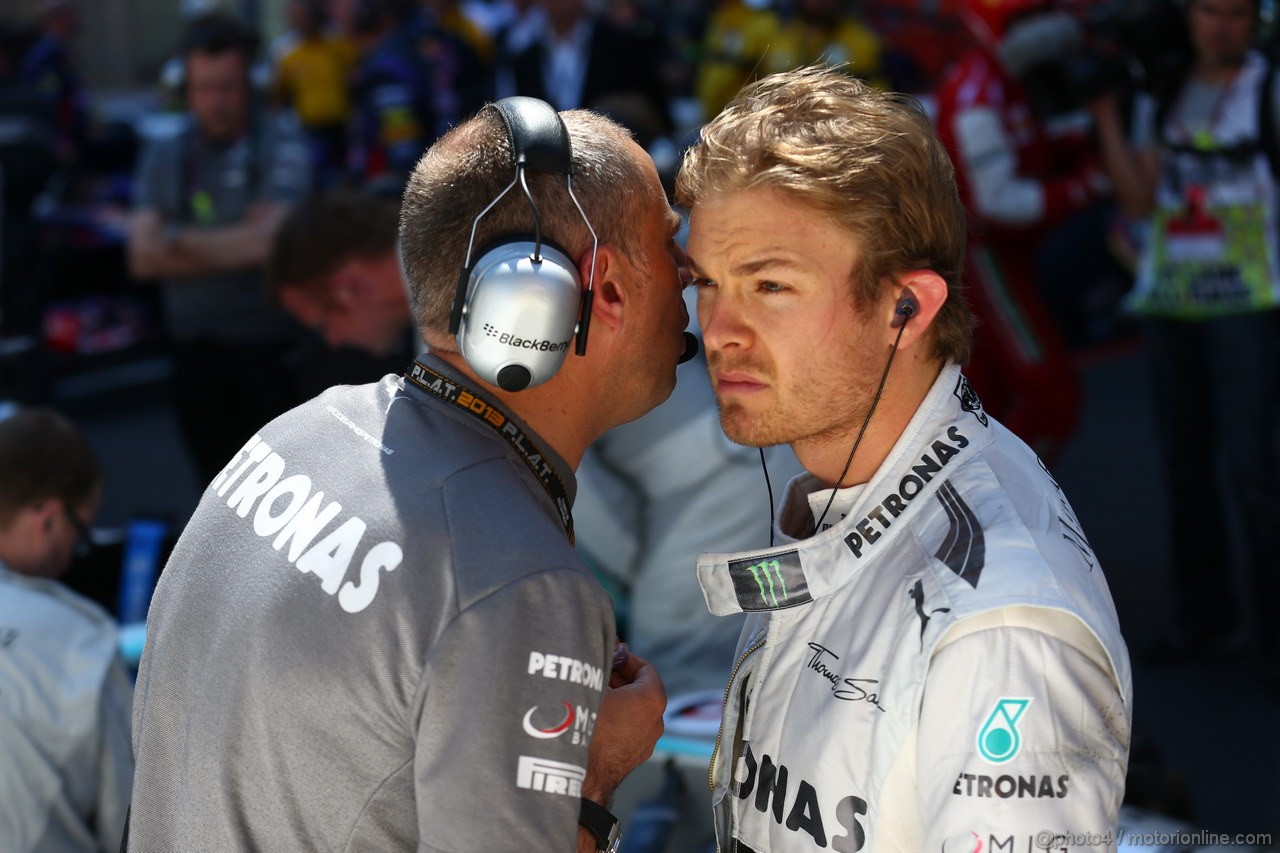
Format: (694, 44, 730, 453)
(677, 66, 974, 364)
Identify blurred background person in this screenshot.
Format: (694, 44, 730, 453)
(346, 0, 434, 194)
(1089, 0, 1280, 677)
(18, 0, 85, 165)
(410, 0, 494, 141)
(158, 1, 276, 114)
(267, 190, 419, 397)
(272, 0, 356, 188)
(269, 190, 410, 358)
(423, 0, 495, 65)
(696, 0, 888, 124)
(933, 0, 1113, 462)
(126, 11, 312, 484)
(0, 406, 134, 853)
(496, 0, 673, 150)
(488, 0, 539, 96)
(695, 0, 778, 124)
(344, 0, 493, 192)
(422, 0, 496, 128)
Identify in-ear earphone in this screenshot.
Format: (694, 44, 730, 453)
(448, 97, 598, 392)
(891, 289, 919, 329)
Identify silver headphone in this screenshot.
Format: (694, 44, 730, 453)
(447, 97, 598, 392)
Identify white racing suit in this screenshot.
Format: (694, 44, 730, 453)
(696, 364, 1132, 852)
(0, 564, 134, 853)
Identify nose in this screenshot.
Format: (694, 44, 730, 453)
(697, 286, 750, 355)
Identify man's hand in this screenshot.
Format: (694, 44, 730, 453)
(576, 647, 665, 853)
(582, 646, 666, 806)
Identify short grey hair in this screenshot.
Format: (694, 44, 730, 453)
(399, 108, 651, 347)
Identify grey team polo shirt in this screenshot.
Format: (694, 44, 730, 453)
(129, 355, 615, 852)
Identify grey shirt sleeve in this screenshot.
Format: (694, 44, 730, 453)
(132, 134, 181, 218)
(917, 624, 1130, 851)
(413, 567, 613, 852)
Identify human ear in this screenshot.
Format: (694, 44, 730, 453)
(888, 270, 947, 351)
(580, 245, 626, 333)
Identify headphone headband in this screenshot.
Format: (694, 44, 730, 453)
(490, 97, 573, 175)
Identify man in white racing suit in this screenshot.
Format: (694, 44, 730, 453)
(0, 407, 133, 853)
(676, 66, 1132, 851)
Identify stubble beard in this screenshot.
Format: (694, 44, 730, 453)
(716, 398, 781, 448)
(709, 351, 877, 452)
(707, 350, 775, 447)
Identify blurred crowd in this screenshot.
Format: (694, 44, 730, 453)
(0, 0, 1193, 430)
(2, 0, 1278, 847)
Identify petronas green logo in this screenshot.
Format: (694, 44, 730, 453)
(977, 698, 1031, 764)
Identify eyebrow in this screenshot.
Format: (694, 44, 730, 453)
(685, 254, 805, 277)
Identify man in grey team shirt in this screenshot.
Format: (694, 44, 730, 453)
(128, 106, 683, 850)
(127, 12, 310, 483)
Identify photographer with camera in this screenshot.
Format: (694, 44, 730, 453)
(1089, 0, 1279, 681)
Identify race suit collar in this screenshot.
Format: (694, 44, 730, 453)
(696, 363, 996, 615)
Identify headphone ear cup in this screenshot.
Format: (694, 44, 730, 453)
(457, 240, 582, 391)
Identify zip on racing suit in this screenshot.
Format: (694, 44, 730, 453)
(695, 364, 1132, 852)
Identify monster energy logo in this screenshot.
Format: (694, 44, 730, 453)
(726, 549, 811, 611)
(743, 559, 787, 607)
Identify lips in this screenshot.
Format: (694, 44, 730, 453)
(713, 371, 767, 394)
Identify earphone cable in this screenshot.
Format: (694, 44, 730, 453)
(811, 322, 909, 536)
(760, 447, 776, 548)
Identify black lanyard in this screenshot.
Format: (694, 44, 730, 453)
(404, 360, 575, 544)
